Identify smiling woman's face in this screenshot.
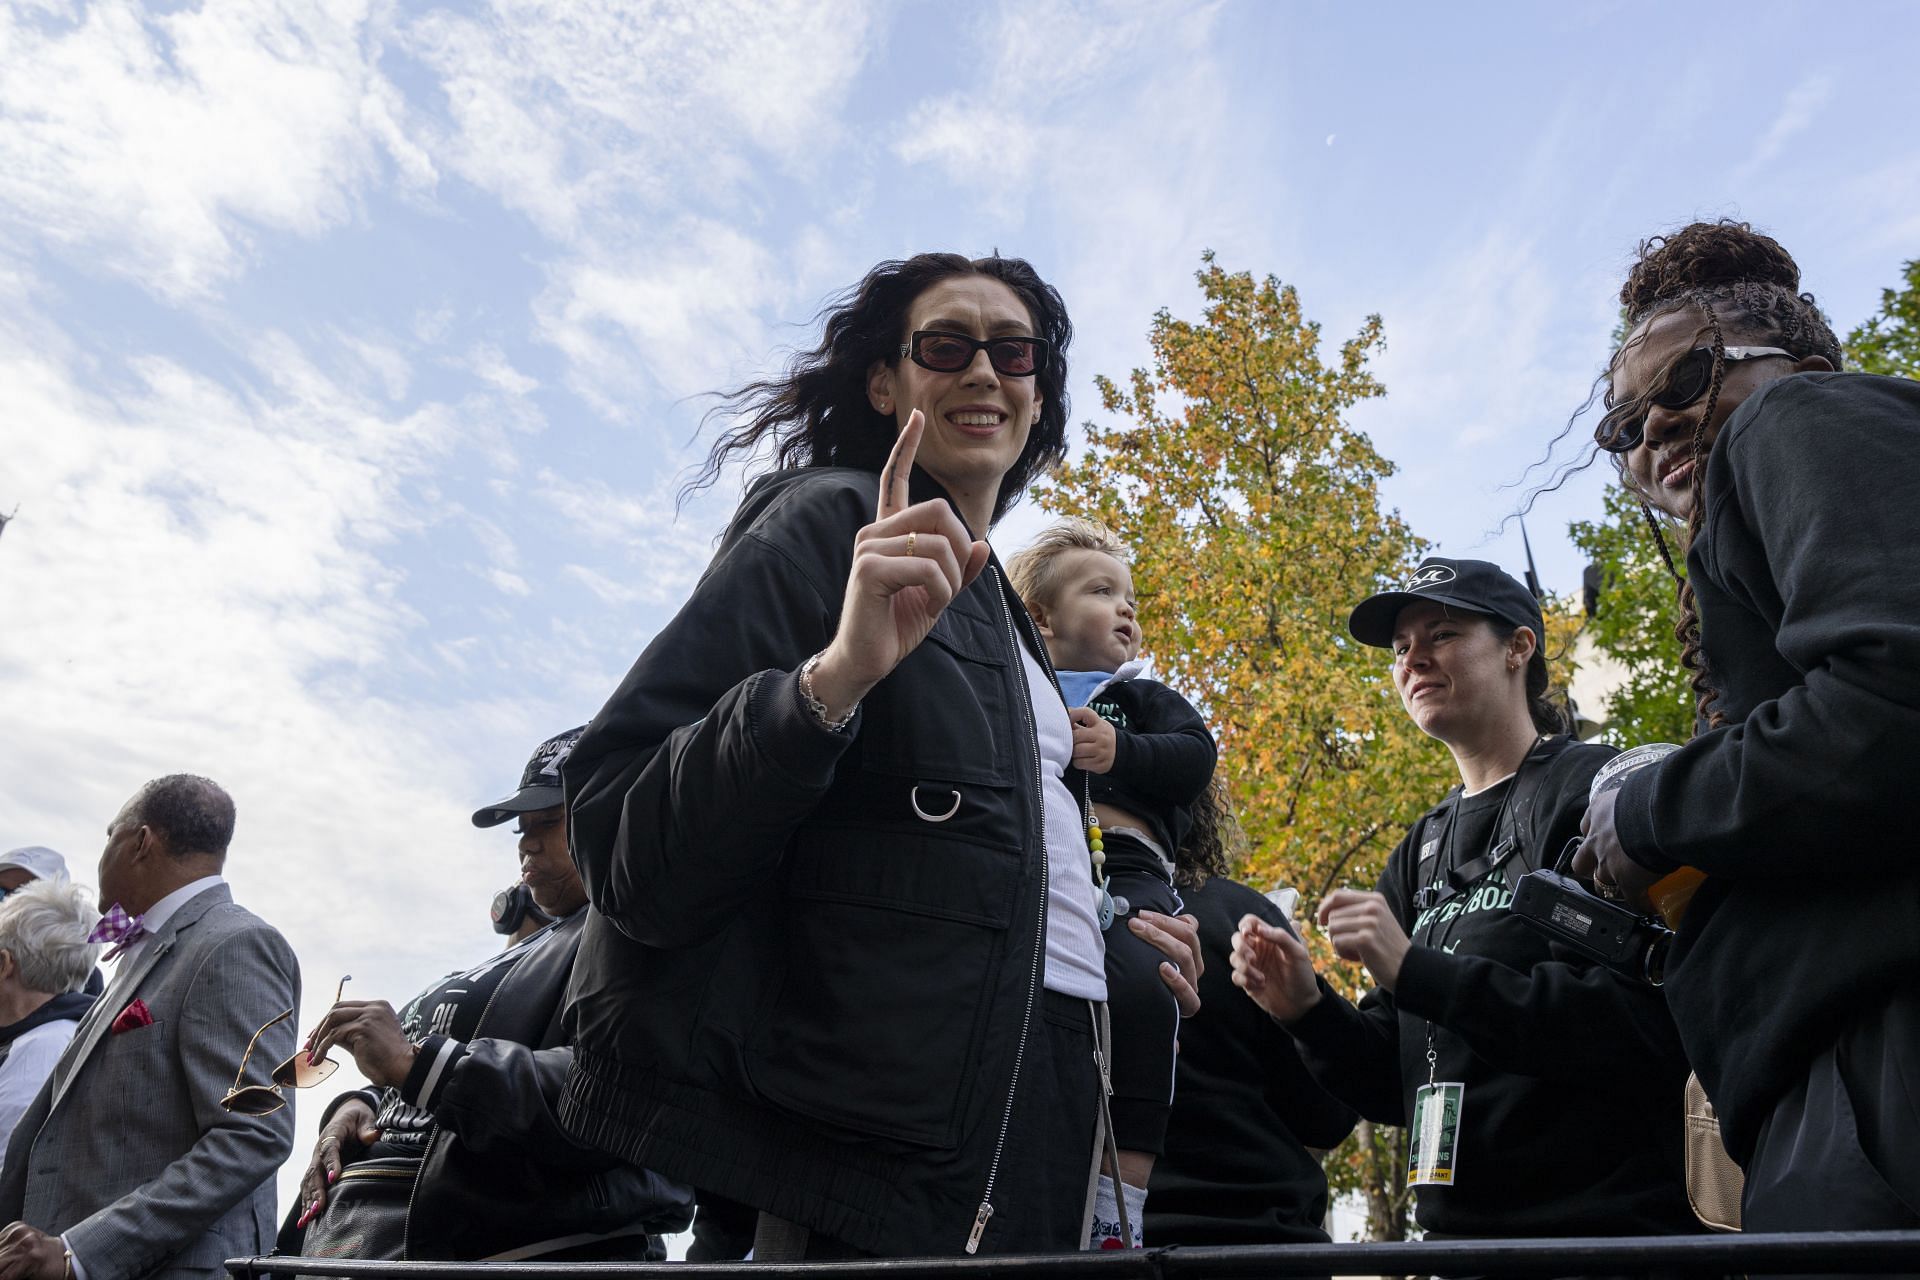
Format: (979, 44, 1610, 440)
(1390, 601, 1530, 745)
(1610, 308, 1794, 521)
(867, 274, 1040, 532)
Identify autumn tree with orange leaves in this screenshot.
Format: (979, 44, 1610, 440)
(1039, 253, 1460, 1242)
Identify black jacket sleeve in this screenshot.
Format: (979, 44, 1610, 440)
(400, 1036, 616, 1172)
(562, 473, 873, 949)
(1107, 681, 1217, 806)
(1286, 982, 1405, 1127)
(1239, 895, 1359, 1149)
(1616, 374, 1920, 877)
(1392, 945, 1682, 1082)
(1280, 826, 1421, 1127)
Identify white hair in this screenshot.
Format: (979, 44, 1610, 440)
(0, 880, 101, 995)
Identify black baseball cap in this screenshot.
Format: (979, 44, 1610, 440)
(1348, 556, 1545, 649)
(472, 726, 587, 828)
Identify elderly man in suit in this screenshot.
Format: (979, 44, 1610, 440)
(0, 775, 299, 1280)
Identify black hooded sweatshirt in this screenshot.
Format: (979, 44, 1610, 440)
(1286, 736, 1699, 1238)
(1613, 372, 1920, 1163)
(1146, 876, 1355, 1246)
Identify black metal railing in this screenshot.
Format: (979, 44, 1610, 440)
(234, 1230, 1920, 1278)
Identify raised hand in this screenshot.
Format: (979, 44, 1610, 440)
(303, 998, 417, 1089)
(1230, 912, 1323, 1024)
(806, 411, 991, 720)
(1317, 889, 1412, 991)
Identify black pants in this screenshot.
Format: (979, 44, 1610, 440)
(1101, 832, 1184, 1156)
(754, 989, 1102, 1257)
(1744, 985, 1920, 1234)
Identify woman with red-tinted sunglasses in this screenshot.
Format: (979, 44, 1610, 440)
(556, 254, 1203, 1259)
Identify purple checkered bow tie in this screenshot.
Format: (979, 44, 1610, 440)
(89, 904, 149, 963)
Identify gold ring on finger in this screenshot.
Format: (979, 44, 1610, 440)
(905, 531, 917, 558)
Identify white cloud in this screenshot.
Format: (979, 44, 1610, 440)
(485, 567, 531, 596)
(401, 0, 878, 241)
(533, 219, 788, 413)
(535, 466, 723, 609)
(894, 0, 1213, 189)
(460, 342, 540, 398)
(563, 563, 641, 606)
(1732, 73, 1833, 187)
(0, 290, 544, 1209)
(0, 0, 428, 298)
(391, 0, 880, 421)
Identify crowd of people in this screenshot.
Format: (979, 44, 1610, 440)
(0, 218, 1913, 1280)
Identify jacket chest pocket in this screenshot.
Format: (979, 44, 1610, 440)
(858, 609, 1019, 789)
(746, 827, 1017, 1149)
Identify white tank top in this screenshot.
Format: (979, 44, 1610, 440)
(1018, 641, 1109, 1000)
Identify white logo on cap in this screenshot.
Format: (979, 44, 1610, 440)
(1406, 564, 1456, 591)
(537, 739, 578, 780)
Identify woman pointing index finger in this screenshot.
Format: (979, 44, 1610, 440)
(561, 253, 1174, 1258)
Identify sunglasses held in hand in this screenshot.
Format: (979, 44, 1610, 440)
(220, 975, 351, 1117)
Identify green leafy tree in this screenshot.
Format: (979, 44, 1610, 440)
(1566, 484, 1693, 746)
(1845, 258, 1920, 378)
(1038, 253, 1458, 1242)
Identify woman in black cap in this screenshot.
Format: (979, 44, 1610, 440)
(1230, 557, 1698, 1246)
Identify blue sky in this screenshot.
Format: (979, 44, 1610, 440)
(3, 0, 1918, 1220)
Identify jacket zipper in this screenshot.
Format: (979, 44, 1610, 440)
(398, 921, 552, 1259)
(965, 568, 1052, 1254)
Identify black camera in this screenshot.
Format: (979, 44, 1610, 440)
(1511, 863, 1673, 985)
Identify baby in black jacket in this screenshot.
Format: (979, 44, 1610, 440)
(1008, 519, 1218, 1250)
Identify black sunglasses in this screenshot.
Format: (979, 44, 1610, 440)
(902, 330, 1049, 378)
(1595, 345, 1795, 453)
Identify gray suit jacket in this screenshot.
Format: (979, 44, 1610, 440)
(0, 885, 300, 1280)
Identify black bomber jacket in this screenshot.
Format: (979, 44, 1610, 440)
(287, 909, 693, 1261)
(559, 466, 1063, 1257)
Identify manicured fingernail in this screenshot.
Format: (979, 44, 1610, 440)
(327, 1169, 337, 1184)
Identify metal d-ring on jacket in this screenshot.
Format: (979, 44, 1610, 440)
(287, 909, 694, 1261)
(559, 466, 1067, 1258)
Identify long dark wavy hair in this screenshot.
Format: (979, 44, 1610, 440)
(1609, 221, 1842, 729)
(1176, 772, 1241, 890)
(684, 253, 1073, 526)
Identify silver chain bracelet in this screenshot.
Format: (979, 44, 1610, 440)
(798, 651, 857, 733)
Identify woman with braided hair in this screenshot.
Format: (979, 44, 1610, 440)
(1574, 220, 1920, 1230)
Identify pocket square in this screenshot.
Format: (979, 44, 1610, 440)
(110, 999, 154, 1035)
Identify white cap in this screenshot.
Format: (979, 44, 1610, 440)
(0, 847, 70, 882)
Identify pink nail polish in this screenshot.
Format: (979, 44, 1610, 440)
(327, 1169, 337, 1184)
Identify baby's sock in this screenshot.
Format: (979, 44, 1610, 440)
(1085, 1174, 1148, 1250)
